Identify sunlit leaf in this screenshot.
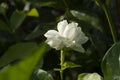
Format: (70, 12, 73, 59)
(0, 43, 46, 80)
(71, 10, 102, 31)
(0, 42, 38, 68)
(101, 42, 120, 80)
(28, 8, 39, 17)
(62, 61, 81, 70)
(78, 73, 102, 80)
(10, 10, 27, 32)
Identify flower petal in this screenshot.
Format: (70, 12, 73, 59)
(75, 27, 88, 44)
(44, 30, 60, 38)
(71, 43, 85, 53)
(57, 20, 68, 35)
(44, 30, 65, 50)
(44, 20, 88, 51)
(63, 22, 78, 40)
(46, 38, 64, 50)
(63, 39, 73, 47)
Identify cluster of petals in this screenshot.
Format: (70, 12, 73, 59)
(44, 20, 88, 53)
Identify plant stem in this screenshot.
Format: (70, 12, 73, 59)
(60, 70, 63, 80)
(95, 0, 118, 43)
(60, 50, 64, 80)
(62, 0, 69, 10)
(102, 4, 117, 43)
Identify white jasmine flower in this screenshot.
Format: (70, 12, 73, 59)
(44, 20, 88, 53)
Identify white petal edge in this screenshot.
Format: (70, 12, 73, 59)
(46, 37, 64, 50)
(63, 22, 78, 40)
(57, 20, 68, 35)
(44, 30, 60, 38)
(71, 43, 85, 53)
(44, 30, 65, 50)
(75, 27, 89, 44)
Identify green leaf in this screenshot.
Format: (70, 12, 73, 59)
(0, 43, 46, 80)
(10, 10, 27, 32)
(25, 23, 56, 40)
(93, 0, 112, 5)
(33, 1, 56, 8)
(0, 3, 8, 15)
(0, 42, 38, 68)
(31, 69, 53, 80)
(28, 8, 39, 17)
(62, 61, 81, 70)
(0, 20, 9, 31)
(70, 10, 102, 31)
(101, 42, 120, 80)
(78, 73, 102, 80)
(0, 6, 5, 14)
(106, 0, 112, 5)
(25, 25, 41, 40)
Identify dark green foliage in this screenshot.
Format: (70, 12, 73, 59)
(0, 42, 38, 68)
(102, 42, 120, 80)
